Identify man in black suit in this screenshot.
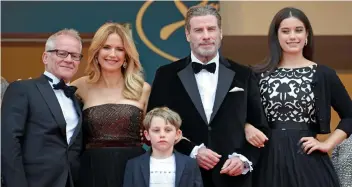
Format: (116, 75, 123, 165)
(147, 5, 269, 187)
(1, 29, 83, 187)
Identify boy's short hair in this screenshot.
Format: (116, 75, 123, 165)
(143, 107, 182, 130)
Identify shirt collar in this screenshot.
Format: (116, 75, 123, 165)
(191, 51, 219, 67)
(43, 71, 70, 85)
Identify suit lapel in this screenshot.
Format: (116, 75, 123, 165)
(175, 152, 185, 187)
(36, 75, 67, 139)
(209, 57, 235, 123)
(68, 96, 82, 147)
(140, 153, 150, 187)
(177, 57, 208, 124)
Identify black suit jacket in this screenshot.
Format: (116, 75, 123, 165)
(147, 55, 269, 187)
(123, 151, 203, 187)
(1, 75, 83, 187)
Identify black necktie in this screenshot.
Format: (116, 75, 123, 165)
(192, 62, 216, 74)
(45, 75, 77, 98)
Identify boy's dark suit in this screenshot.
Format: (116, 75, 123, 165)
(147, 55, 269, 187)
(1, 75, 83, 187)
(123, 151, 203, 187)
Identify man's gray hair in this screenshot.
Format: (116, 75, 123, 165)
(45, 28, 82, 51)
(185, 5, 221, 32)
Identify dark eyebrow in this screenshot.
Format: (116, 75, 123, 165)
(280, 26, 304, 30)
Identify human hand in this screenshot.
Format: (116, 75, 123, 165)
(220, 157, 244, 176)
(245, 123, 268, 148)
(196, 147, 221, 170)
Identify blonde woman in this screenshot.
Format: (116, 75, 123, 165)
(72, 23, 150, 187)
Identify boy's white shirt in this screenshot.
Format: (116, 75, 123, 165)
(149, 154, 176, 187)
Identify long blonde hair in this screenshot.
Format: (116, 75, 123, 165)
(85, 22, 144, 100)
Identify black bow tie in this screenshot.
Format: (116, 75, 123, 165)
(44, 75, 77, 98)
(192, 62, 216, 74)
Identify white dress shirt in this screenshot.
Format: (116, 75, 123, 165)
(188, 52, 252, 174)
(191, 51, 219, 123)
(44, 71, 78, 144)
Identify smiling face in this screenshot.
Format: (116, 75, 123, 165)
(278, 17, 308, 55)
(186, 15, 222, 61)
(42, 35, 81, 81)
(97, 33, 126, 73)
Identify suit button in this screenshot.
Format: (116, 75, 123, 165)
(208, 126, 212, 131)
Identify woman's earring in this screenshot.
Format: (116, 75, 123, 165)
(123, 60, 127, 69)
(305, 38, 308, 46)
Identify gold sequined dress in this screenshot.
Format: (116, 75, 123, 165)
(78, 104, 145, 187)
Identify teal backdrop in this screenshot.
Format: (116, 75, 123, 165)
(2, 1, 219, 83)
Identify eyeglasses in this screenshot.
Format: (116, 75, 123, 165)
(47, 49, 83, 61)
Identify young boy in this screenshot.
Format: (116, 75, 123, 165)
(123, 107, 203, 187)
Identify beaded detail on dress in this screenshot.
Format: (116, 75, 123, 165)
(83, 104, 143, 147)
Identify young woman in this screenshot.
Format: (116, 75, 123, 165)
(246, 7, 352, 187)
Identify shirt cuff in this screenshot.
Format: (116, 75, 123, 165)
(190, 143, 205, 158)
(228, 152, 253, 174)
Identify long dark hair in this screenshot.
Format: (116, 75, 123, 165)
(252, 7, 314, 74)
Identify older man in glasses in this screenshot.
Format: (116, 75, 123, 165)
(1, 29, 83, 187)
